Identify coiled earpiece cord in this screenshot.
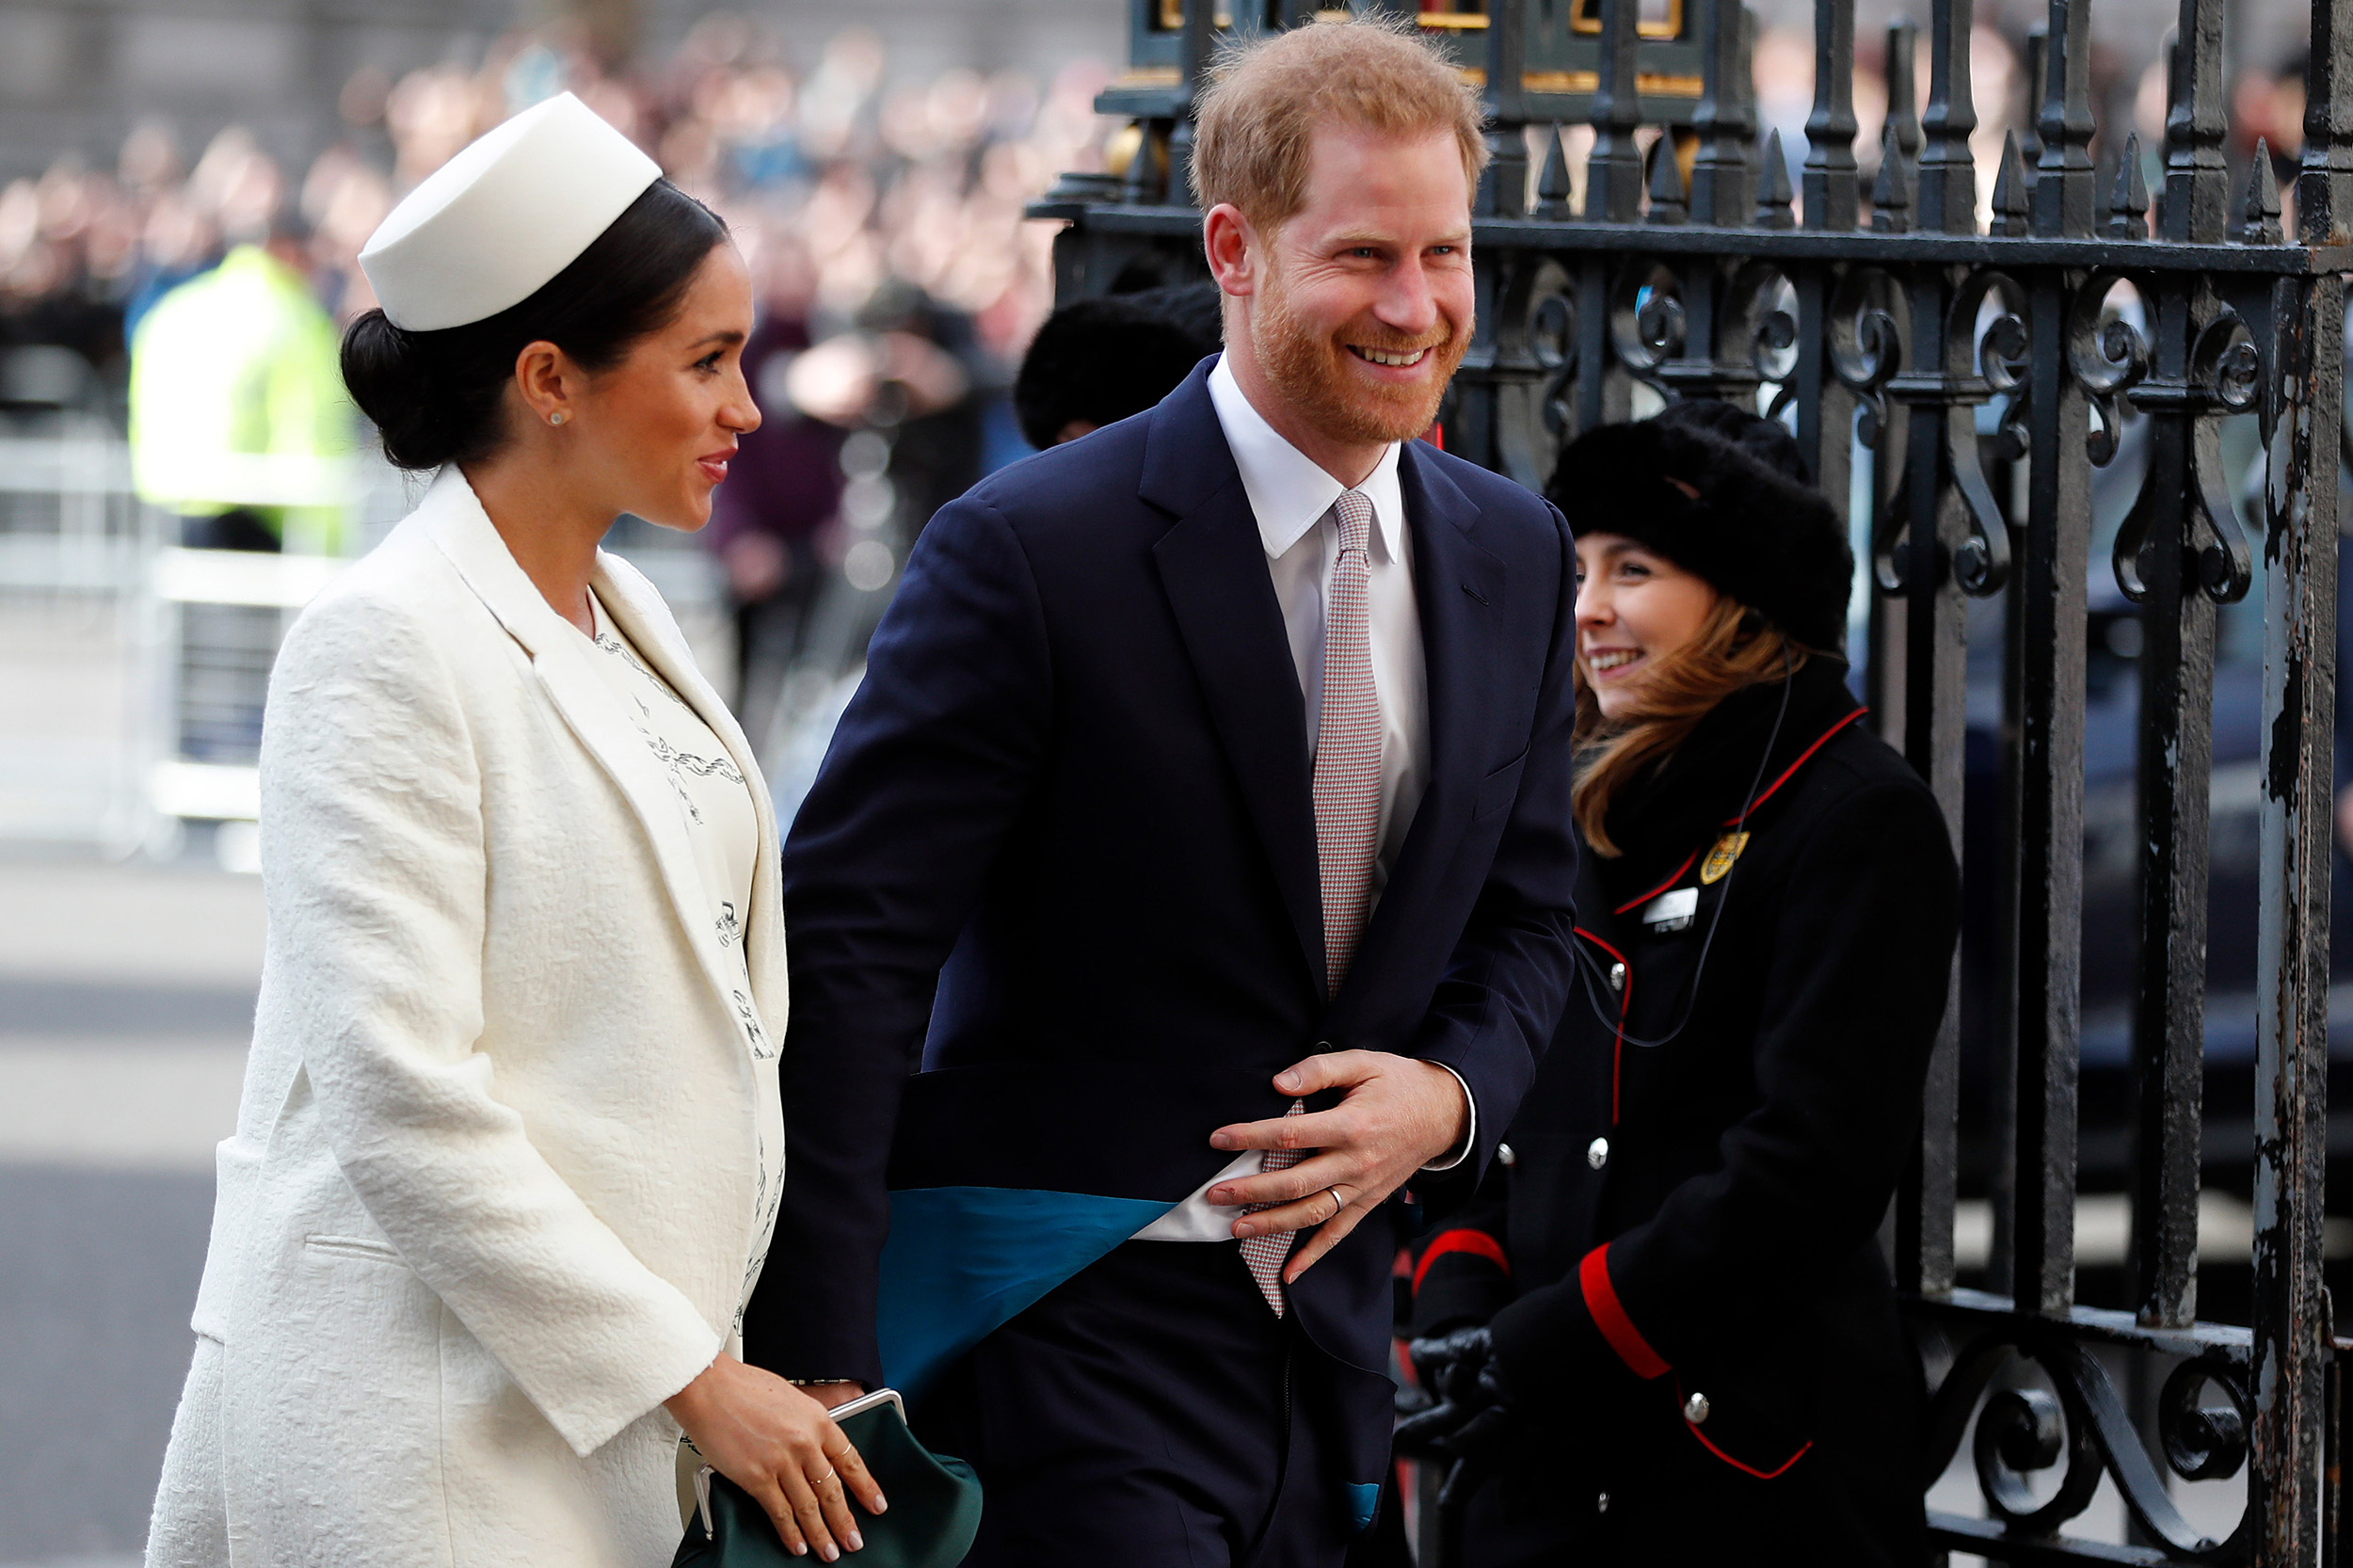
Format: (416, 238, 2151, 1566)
(1568, 645, 1796, 1051)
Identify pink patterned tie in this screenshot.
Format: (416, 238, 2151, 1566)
(1241, 489, 1384, 1316)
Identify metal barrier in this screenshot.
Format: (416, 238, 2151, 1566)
(0, 437, 728, 862)
(1036, 0, 2353, 1560)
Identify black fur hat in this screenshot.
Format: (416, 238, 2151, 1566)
(1014, 284, 1222, 449)
(1545, 400, 1853, 654)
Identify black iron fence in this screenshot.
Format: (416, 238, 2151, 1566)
(1035, 0, 2353, 1560)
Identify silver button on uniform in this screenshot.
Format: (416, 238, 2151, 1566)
(1587, 1137, 1609, 1170)
(1684, 1391, 1710, 1424)
(1608, 962, 1626, 993)
(1497, 1143, 1517, 1167)
(1596, 1492, 1610, 1513)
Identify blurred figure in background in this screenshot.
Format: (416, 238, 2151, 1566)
(126, 138, 351, 554)
(706, 229, 844, 750)
(1013, 280, 1221, 448)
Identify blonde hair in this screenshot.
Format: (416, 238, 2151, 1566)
(1189, 16, 1490, 232)
(1572, 598, 1810, 857)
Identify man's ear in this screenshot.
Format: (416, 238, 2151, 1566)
(1203, 202, 1258, 300)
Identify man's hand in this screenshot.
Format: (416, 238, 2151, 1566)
(1205, 1049, 1470, 1282)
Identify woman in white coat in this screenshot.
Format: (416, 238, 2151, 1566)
(145, 94, 885, 1567)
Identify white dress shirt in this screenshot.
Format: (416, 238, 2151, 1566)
(1133, 355, 1470, 1245)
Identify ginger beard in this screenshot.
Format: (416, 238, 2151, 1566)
(1247, 248, 1469, 447)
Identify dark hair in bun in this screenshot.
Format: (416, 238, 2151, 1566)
(342, 178, 728, 471)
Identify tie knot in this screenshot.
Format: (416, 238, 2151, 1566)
(1333, 488, 1373, 555)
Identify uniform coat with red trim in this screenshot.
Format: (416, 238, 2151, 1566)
(1411, 656, 1961, 1567)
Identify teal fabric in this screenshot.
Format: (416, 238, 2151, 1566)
(877, 1186, 1175, 1400)
(1347, 1482, 1381, 1534)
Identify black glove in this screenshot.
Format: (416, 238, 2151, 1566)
(1395, 1325, 1517, 1466)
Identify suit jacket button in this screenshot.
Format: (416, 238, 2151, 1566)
(1596, 1491, 1609, 1513)
(1587, 1137, 1609, 1170)
(1684, 1391, 1710, 1424)
(1497, 1143, 1517, 1167)
(1608, 962, 1626, 993)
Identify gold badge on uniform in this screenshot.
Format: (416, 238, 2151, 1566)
(1699, 831, 1750, 885)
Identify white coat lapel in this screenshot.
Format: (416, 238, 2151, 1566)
(589, 553, 788, 1042)
(414, 470, 762, 1042)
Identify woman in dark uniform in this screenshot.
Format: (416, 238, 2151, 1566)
(1398, 400, 1961, 1568)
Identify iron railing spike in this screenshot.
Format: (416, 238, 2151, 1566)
(1872, 120, 1913, 232)
(1913, 0, 1977, 233)
(1993, 129, 2030, 235)
(1536, 123, 1574, 220)
(2238, 139, 2284, 244)
(1645, 133, 1689, 224)
(1801, 0, 1860, 230)
(1753, 127, 1796, 229)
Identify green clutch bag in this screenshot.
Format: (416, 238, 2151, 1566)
(672, 1389, 983, 1568)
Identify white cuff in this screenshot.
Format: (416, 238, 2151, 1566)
(1418, 1063, 1477, 1173)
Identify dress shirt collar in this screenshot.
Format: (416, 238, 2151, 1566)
(1208, 352, 1407, 564)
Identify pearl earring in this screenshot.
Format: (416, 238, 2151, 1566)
(549, 412, 565, 426)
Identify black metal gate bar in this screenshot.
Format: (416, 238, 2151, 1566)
(1030, 0, 2353, 1560)
(2122, 0, 2233, 1343)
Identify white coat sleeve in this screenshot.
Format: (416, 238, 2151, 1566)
(258, 587, 721, 1457)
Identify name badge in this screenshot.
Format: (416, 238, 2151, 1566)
(1641, 886, 1699, 933)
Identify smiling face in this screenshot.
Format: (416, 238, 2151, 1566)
(1575, 532, 1722, 721)
(1207, 122, 1473, 475)
(564, 243, 760, 531)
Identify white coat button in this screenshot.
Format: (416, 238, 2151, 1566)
(1587, 1137, 1609, 1170)
(1685, 1391, 1710, 1424)
(1497, 1143, 1517, 1167)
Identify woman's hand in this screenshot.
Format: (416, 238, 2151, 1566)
(666, 1353, 888, 1560)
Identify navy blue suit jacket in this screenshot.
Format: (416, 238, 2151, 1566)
(744, 361, 1580, 1473)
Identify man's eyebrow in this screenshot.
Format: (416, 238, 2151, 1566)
(1323, 229, 1472, 249)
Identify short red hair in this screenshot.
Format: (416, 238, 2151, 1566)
(1189, 16, 1489, 231)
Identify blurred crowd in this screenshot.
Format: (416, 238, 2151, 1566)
(0, 18, 1113, 389)
(0, 18, 1120, 744)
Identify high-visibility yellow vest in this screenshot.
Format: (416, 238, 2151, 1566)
(129, 244, 356, 551)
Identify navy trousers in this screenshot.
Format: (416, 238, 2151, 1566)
(913, 1240, 1362, 1568)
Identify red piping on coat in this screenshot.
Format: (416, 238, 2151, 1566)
(1578, 1243, 1669, 1380)
(1613, 848, 1701, 917)
(1575, 925, 1632, 1122)
(1412, 1228, 1512, 1294)
(1610, 707, 1870, 920)
(1722, 707, 1867, 826)
(1676, 1377, 1814, 1479)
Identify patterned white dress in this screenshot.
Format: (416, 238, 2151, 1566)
(584, 588, 782, 1329)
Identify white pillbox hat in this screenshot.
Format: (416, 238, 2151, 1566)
(359, 92, 662, 332)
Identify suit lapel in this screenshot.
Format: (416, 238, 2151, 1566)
(1331, 441, 1508, 1018)
(418, 470, 759, 1040)
(1143, 369, 1327, 997)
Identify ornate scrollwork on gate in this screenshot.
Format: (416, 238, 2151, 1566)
(2183, 312, 2260, 602)
(1608, 260, 1685, 399)
(1829, 267, 1906, 451)
(2068, 273, 2153, 469)
(2112, 300, 2261, 606)
(1935, 268, 2026, 598)
(1526, 262, 1578, 446)
(1925, 1326, 2253, 1562)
